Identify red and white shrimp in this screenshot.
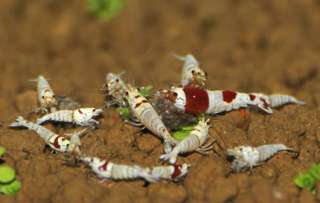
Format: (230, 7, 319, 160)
(126, 85, 178, 153)
(151, 163, 190, 181)
(80, 156, 157, 183)
(9, 116, 86, 153)
(161, 86, 304, 115)
(36, 108, 103, 127)
(152, 90, 198, 130)
(226, 144, 297, 172)
(175, 54, 207, 87)
(31, 75, 58, 113)
(104, 72, 128, 108)
(160, 118, 213, 164)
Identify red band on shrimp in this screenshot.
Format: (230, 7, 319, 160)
(260, 98, 269, 109)
(171, 164, 182, 179)
(249, 94, 256, 101)
(183, 86, 209, 114)
(222, 90, 237, 103)
(52, 136, 63, 149)
(98, 161, 108, 171)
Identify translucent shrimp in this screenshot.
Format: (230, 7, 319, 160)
(31, 75, 58, 113)
(226, 144, 297, 172)
(9, 116, 86, 153)
(80, 156, 157, 183)
(104, 72, 128, 108)
(160, 118, 213, 164)
(175, 54, 207, 87)
(36, 108, 103, 127)
(125, 85, 178, 153)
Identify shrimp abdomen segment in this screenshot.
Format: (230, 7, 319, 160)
(207, 90, 250, 114)
(10, 116, 56, 142)
(269, 95, 305, 108)
(37, 110, 74, 124)
(135, 102, 175, 144)
(256, 144, 292, 162)
(110, 164, 147, 180)
(151, 166, 174, 180)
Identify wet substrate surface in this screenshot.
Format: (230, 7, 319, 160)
(0, 0, 320, 202)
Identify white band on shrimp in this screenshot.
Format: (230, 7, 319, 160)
(170, 87, 186, 111)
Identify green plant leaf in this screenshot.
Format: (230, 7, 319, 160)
(309, 164, 320, 180)
(0, 165, 16, 184)
(87, 0, 125, 20)
(294, 164, 320, 193)
(172, 123, 197, 141)
(116, 107, 131, 120)
(172, 129, 190, 141)
(138, 86, 153, 98)
(0, 180, 21, 195)
(0, 147, 5, 157)
(294, 174, 316, 191)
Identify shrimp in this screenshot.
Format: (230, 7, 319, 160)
(9, 116, 86, 153)
(125, 85, 178, 153)
(104, 72, 128, 108)
(151, 163, 190, 181)
(226, 144, 297, 172)
(36, 108, 103, 127)
(152, 90, 198, 130)
(160, 118, 213, 164)
(31, 75, 58, 113)
(161, 86, 304, 115)
(80, 156, 157, 183)
(175, 54, 207, 87)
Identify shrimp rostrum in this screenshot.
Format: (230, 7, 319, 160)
(160, 117, 214, 164)
(226, 144, 298, 173)
(125, 84, 178, 153)
(36, 108, 103, 127)
(9, 116, 86, 153)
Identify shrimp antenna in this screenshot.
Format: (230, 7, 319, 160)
(171, 53, 186, 61)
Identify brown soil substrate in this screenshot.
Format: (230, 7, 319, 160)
(0, 0, 320, 202)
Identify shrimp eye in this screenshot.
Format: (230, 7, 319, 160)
(226, 155, 236, 162)
(115, 78, 119, 83)
(125, 91, 129, 96)
(173, 92, 178, 97)
(191, 70, 196, 75)
(93, 108, 96, 112)
(205, 72, 208, 77)
(42, 96, 45, 99)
